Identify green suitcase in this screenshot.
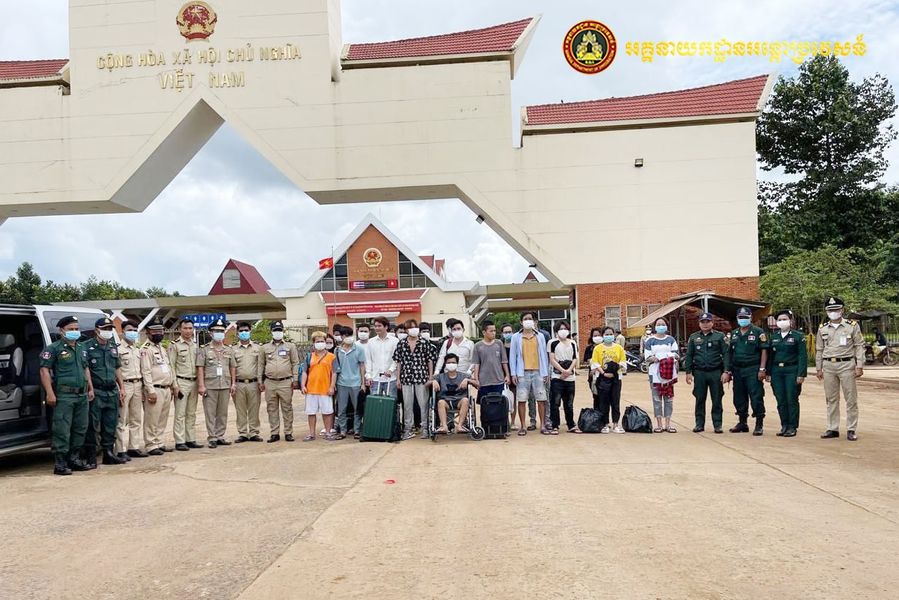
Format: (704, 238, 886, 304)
(360, 383, 400, 442)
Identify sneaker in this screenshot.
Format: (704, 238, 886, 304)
(613, 426, 625, 434)
(401, 431, 415, 441)
(600, 425, 611, 434)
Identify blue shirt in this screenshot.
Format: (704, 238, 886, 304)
(334, 344, 366, 387)
(508, 331, 549, 378)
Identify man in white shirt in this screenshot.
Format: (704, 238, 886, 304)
(435, 319, 475, 375)
(364, 316, 398, 397)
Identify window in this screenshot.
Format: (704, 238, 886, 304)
(43, 311, 111, 342)
(398, 253, 437, 288)
(426, 322, 444, 337)
(222, 268, 241, 289)
(646, 304, 662, 316)
(626, 305, 643, 328)
(316, 254, 348, 291)
(604, 306, 621, 332)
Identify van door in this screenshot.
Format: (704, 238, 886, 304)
(0, 304, 49, 454)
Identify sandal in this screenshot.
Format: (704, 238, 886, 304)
(568, 427, 581, 434)
(550, 429, 560, 436)
(667, 426, 677, 433)
(436, 427, 448, 434)
(303, 435, 315, 442)
(653, 427, 663, 433)
(517, 429, 527, 436)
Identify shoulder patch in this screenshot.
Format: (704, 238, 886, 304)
(40, 350, 52, 360)
(759, 333, 767, 341)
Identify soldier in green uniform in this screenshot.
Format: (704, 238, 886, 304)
(39, 315, 95, 475)
(684, 312, 731, 434)
(83, 317, 126, 467)
(766, 309, 807, 438)
(726, 306, 769, 435)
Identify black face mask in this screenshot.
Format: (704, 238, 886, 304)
(150, 334, 164, 344)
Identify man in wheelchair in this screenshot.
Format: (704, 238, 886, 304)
(430, 353, 477, 434)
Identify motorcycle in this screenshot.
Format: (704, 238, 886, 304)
(864, 343, 898, 366)
(626, 350, 647, 373)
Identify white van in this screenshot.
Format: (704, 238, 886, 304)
(0, 304, 112, 457)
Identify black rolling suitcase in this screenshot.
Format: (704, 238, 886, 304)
(480, 393, 508, 439)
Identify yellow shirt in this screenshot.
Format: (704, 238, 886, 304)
(591, 343, 625, 368)
(522, 334, 539, 370)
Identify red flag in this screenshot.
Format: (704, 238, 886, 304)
(318, 257, 334, 270)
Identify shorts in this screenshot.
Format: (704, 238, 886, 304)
(516, 370, 547, 403)
(439, 396, 467, 411)
(305, 394, 334, 415)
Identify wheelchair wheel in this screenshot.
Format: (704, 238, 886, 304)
(428, 391, 438, 441)
(471, 426, 486, 441)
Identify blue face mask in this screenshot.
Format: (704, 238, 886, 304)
(124, 330, 139, 343)
(603, 334, 615, 344)
(737, 318, 751, 327)
(655, 325, 668, 335)
(64, 330, 81, 341)
(212, 331, 225, 342)
(238, 331, 251, 341)
(503, 333, 512, 341)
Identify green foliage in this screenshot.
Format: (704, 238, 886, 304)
(250, 319, 272, 343)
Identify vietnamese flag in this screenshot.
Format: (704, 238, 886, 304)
(318, 257, 334, 270)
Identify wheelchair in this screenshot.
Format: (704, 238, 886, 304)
(427, 386, 485, 442)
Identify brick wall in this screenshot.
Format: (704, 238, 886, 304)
(576, 276, 759, 354)
(347, 225, 399, 283)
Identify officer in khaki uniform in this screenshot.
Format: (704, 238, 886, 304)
(83, 317, 125, 467)
(39, 315, 95, 475)
(140, 318, 176, 455)
(232, 321, 264, 442)
(197, 318, 236, 448)
(260, 320, 299, 442)
(684, 312, 731, 434)
(169, 318, 203, 451)
(816, 297, 865, 441)
(116, 320, 146, 460)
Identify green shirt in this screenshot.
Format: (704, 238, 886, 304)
(85, 338, 121, 387)
(683, 330, 730, 373)
(767, 330, 808, 377)
(39, 339, 89, 390)
(728, 325, 770, 368)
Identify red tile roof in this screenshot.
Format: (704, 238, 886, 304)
(0, 59, 67, 82)
(419, 255, 435, 269)
(344, 18, 533, 61)
(525, 74, 769, 127)
(209, 259, 271, 295)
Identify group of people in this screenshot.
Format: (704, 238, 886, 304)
(39, 296, 867, 475)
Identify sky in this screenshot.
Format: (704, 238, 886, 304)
(1, 0, 897, 295)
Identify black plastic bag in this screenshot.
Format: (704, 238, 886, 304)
(577, 408, 603, 433)
(623, 405, 653, 433)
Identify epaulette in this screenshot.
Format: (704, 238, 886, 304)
(844, 319, 856, 325)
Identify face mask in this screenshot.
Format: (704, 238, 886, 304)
(603, 334, 615, 344)
(212, 331, 225, 342)
(557, 329, 569, 339)
(522, 319, 535, 330)
(387, 332, 396, 338)
(737, 318, 751, 328)
(63, 330, 81, 341)
(98, 330, 114, 341)
(124, 330, 139, 343)
(776, 319, 791, 331)
(314, 341, 327, 351)
(238, 331, 251, 342)
(655, 325, 668, 335)
(408, 327, 420, 337)
(398, 333, 408, 341)
(149, 333, 164, 344)
(592, 335, 602, 344)
(421, 332, 431, 341)
(343, 336, 355, 345)
(503, 333, 512, 342)
(451, 329, 464, 339)
(827, 311, 842, 321)
(326, 342, 334, 350)
(272, 331, 284, 341)
(445, 363, 458, 372)
(334, 335, 342, 342)
(357, 331, 369, 341)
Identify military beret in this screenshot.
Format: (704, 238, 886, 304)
(57, 315, 78, 329)
(209, 318, 227, 330)
(95, 317, 114, 329)
(825, 296, 844, 310)
(270, 320, 284, 331)
(736, 307, 753, 317)
(698, 312, 713, 321)
(146, 317, 165, 331)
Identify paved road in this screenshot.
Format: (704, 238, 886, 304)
(1, 375, 897, 599)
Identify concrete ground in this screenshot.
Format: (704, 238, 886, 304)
(1, 374, 897, 600)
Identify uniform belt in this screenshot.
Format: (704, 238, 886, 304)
(153, 384, 171, 389)
(177, 375, 197, 381)
(694, 366, 723, 372)
(55, 384, 84, 394)
(733, 362, 761, 369)
(775, 361, 798, 367)
(237, 378, 258, 384)
(266, 376, 292, 381)
(93, 382, 118, 392)
(124, 378, 142, 383)
(825, 356, 853, 363)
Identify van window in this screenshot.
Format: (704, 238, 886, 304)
(43, 311, 107, 342)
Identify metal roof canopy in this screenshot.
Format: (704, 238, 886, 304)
(626, 290, 768, 336)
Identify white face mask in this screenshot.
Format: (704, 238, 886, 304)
(343, 336, 355, 345)
(445, 363, 458, 372)
(398, 333, 408, 341)
(357, 331, 369, 341)
(522, 319, 535, 330)
(827, 311, 842, 321)
(421, 332, 431, 341)
(98, 330, 114, 340)
(407, 327, 420, 337)
(557, 329, 569, 339)
(592, 335, 602, 344)
(334, 335, 342, 342)
(314, 341, 327, 351)
(776, 319, 791, 331)
(451, 329, 464, 339)
(272, 331, 284, 341)
(325, 342, 334, 350)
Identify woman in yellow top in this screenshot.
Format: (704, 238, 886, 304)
(590, 326, 627, 433)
